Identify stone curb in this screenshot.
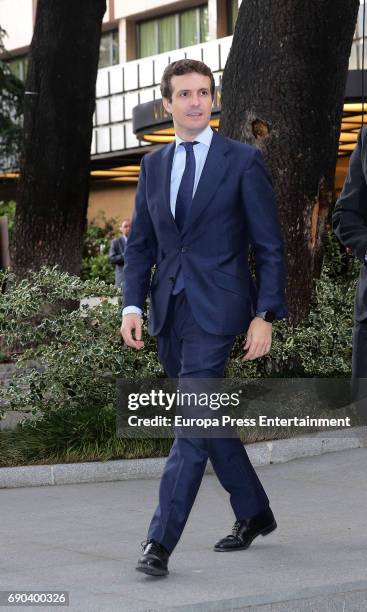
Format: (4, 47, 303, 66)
(165, 580, 367, 611)
(0, 426, 366, 489)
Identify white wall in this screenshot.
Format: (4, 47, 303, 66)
(103, 2, 110, 23)
(114, 0, 197, 20)
(0, 0, 33, 50)
(0, 0, 112, 52)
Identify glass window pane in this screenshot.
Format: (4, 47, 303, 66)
(228, 0, 239, 34)
(23, 57, 28, 80)
(9, 57, 28, 81)
(99, 31, 119, 68)
(200, 6, 209, 43)
(112, 30, 119, 65)
(180, 8, 199, 47)
(138, 21, 158, 58)
(159, 14, 176, 53)
(8, 59, 23, 80)
(99, 32, 111, 68)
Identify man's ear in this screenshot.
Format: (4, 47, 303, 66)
(162, 97, 172, 115)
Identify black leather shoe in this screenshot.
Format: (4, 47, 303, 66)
(214, 507, 277, 552)
(136, 540, 170, 576)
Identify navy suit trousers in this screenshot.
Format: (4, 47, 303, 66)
(351, 321, 367, 424)
(147, 291, 270, 553)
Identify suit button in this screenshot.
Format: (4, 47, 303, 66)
(181, 247, 188, 253)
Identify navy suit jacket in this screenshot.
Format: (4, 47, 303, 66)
(109, 236, 126, 288)
(333, 127, 367, 323)
(123, 129, 287, 336)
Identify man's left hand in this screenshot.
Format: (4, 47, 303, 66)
(243, 317, 272, 361)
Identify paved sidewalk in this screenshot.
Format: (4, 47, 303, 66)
(0, 448, 366, 611)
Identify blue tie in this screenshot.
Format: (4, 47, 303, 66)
(172, 141, 198, 295)
(175, 141, 198, 232)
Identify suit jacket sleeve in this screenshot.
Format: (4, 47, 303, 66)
(332, 127, 367, 263)
(241, 149, 287, 318)
(123, 155, 157, 310)
(108, 238, 124, 265)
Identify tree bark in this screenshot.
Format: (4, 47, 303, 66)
(11, 0, 106, 278)
(220, 0, 359, 325)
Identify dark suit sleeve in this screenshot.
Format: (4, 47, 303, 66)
(108, 239, 124, 265)
(123, 155, 157, 310)
(241, 149, 287, 319)
(332, 127, 367, 263)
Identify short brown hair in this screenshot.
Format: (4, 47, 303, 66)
(160, 59, 215, 101)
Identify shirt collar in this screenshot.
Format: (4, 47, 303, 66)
(175, 124, 213, 149)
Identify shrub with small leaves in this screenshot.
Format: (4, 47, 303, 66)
(227, 232, 359, 378)
(0, 266, 162, 421)
(81, 213, 119, 284)
(0, 200, 16, 241)
(0, 232, 360, 428)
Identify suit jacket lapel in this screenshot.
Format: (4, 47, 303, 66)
(181, 131, 230, 237)
(160, 142, 178, 233)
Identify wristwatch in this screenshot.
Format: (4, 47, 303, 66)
(255, 311, 276, 323)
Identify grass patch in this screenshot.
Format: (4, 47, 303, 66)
(0, 428, 174, 468)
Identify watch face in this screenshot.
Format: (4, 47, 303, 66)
(264, 311, 276, 323)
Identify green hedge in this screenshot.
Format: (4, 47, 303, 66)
(0, 204, 119, 284)
(81, 212, 118, 284)
(0, 232, 361, 465)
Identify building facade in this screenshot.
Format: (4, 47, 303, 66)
(0, 0, 365, 223)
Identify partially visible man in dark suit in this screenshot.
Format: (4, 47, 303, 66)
(333, 127, 367, 411)
(120, 59, 287, 577)
(108, 218, 131, 289)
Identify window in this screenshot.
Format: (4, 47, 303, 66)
(99, 30, 119, 68)
(139, 21, 158, 57)
(159, 15, 177, 53)
(6, 56, 28, 81)
(137, 5, 209, 59)
(227, 0, 239, 35)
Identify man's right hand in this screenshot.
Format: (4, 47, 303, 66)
(120, 314, 144, 350)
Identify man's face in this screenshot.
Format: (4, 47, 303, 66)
(162, 72, 213, 138)
(120, 220, 130, 236)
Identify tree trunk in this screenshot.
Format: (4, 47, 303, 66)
(220, 0, 359, 325)
(11, 0, 106, 278)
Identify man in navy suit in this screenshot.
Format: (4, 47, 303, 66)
(120, 59, 287, 576)
(333, 127, 367, 416)
(108, 218, 131, 289)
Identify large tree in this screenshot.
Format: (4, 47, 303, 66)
(11, 0, 106, 278)
(220, 0, 359, 325)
